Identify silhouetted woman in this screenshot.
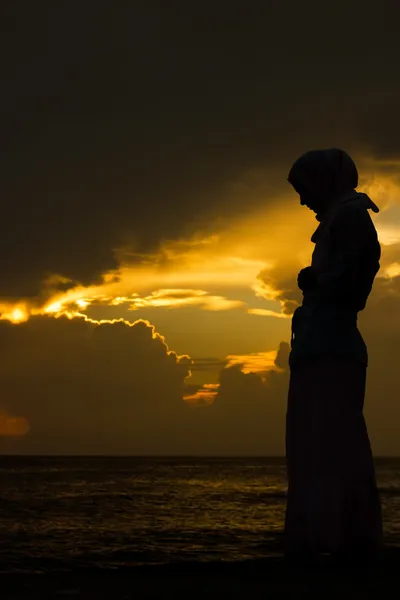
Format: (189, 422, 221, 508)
(285, 148, 383, 564)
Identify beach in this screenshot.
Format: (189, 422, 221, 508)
(3, 550, 400, 600)
(2, 456, 398, 598)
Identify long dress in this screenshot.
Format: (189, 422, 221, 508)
(285, 191, 383, 559)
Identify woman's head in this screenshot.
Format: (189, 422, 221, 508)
(288, 148, 358, 217)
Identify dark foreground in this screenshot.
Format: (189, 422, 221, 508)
(3, 547, 400, 600)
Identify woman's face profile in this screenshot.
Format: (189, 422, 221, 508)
(288, 148, 359, 218)
(291, 181, 320, 213)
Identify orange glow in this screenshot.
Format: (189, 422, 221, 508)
(375, 225, 400, 246)
(248, 308, 290, 318)
(0, 411, 30, 437)
(225, 350, 282, 375)
(56, 313, 192, 364)
(184, 383, 219, 406)
(129, 289, 245, 311)
(44, 301, 63, 314)
(0, 165, 398, 327)
(0, 305, 29, 323)
(358, 169, 400, 211)
(109, 296, 130, 306)
(76, 298, 89, 309)
(383, 263, 400, 279)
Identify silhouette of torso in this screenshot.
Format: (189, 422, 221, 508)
(289, 191, 380, 368)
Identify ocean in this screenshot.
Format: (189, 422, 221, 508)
(1, 456, 400, 574)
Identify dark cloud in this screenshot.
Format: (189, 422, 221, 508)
(209, 347, 290, 454)
(3, 299, 399, 455)
(0, 314, 292, 454)
(189, 358, 228, 371)
(253, 263, 400, 454)
(356, 274, 400, 454)
(3, 2, 400, 296)
(0, 316, 192, 453)
(274, 342, 290, 370)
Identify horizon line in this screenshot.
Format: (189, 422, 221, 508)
(0, 454, 398, 459)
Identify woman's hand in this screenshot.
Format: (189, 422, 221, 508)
(297, 266, 317, 292)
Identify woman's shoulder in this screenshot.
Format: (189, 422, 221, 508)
(332, 198, 377, 237)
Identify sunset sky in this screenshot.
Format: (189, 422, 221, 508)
(2, 2, 400, 455)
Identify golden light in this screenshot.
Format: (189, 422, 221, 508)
(248, 308, 291, 319)
(383, 263, 400, 279)
(76, 299, 89, 309)
(44, 301, 63, 314)
(11, 308, 27, 323)
(0, 164, 398, 329)
(0, 306, 29, 324)
(184, 383, 219, 406)
(225, 350, 280, 374)
(129, 289, 245, 311)
(110, 296, 130, 306)
(376, 226, 400, 246)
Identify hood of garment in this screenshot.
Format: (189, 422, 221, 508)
(341, 191, 380, 213)
(288, 148, 364, 221)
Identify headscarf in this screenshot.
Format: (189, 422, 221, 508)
(288, 148, 359, 219)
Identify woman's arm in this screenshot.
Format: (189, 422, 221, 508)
(297, 266, 317, 292)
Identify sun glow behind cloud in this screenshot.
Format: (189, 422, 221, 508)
(183, 348, 284, 406)
(1, 163, 400, 455)
(129, 289, 245, 311)
(0, 251, 273, 324)
(0, 164, 399, 327)
(184, 383, 219, 406)
(225, 350, 283, 375)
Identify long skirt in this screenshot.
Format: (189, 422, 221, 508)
(285, 356, 382, 557)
